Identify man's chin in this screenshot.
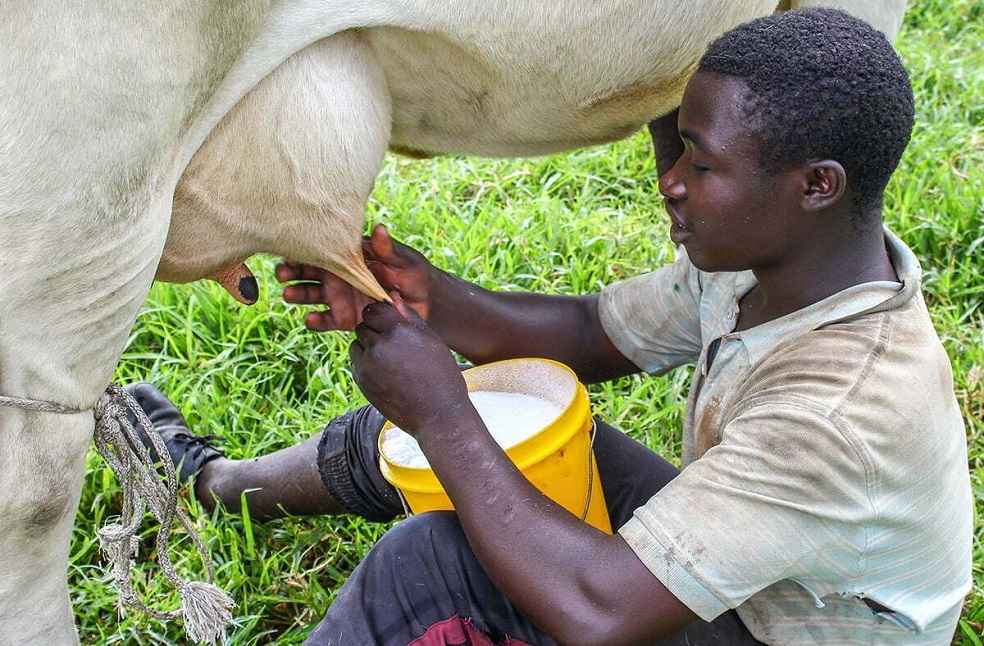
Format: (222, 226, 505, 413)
(685, 248, 745, 274)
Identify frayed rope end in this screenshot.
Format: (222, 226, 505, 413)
(181, 581, 235, 644)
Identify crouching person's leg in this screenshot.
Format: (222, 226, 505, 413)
(126, 383, 403, 522)
(199, 402, 405, 521)
(306, 512, 554, 646)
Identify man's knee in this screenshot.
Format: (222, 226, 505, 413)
(316, 404, 402, 521)
(371, 512, 465, 565)
(337, 512, 473, 621)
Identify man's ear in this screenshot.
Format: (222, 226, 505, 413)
(800, 160, 847, 212)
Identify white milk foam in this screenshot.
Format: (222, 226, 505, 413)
(382, 390, 562, 468)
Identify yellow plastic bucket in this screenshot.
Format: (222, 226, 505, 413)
(378, 358, 612, 534)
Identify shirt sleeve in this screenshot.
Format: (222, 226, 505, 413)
(598, 249, 703, 374)
(618, 403, 872, 620)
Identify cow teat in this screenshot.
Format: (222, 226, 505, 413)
(208, 262, 260, 305)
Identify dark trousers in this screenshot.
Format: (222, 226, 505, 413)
(307, 406, 764, 645)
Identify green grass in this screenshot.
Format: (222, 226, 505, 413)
(69, 1, 983, 642)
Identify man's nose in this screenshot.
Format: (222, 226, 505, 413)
(659, 164, 686, 201)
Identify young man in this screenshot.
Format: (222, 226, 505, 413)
(130, 8, 972, 645)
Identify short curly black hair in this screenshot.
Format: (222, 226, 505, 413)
(698, 8, 914, 215)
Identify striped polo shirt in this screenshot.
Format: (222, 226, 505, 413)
(598, 229, 973, 645)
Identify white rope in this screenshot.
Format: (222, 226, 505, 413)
(0, 394, 82, 415)
(1, 385, 234, 644)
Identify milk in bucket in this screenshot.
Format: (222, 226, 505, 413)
(382, 391, 563, 468)
(378, 358, 613, 533)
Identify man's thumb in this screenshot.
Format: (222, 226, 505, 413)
(390, 292, 423, 323)
(370, 224, 399, 262)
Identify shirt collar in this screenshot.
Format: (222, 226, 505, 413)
(726, 227, 922, 367)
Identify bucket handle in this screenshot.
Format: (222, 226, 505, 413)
(395, 418, 600, 524)
(397, 487, 413, 518)
(579, 418, 598, 523)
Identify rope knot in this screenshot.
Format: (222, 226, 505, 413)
(93, 391, 110, 420)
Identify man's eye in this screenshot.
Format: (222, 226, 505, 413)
(692, 164, 710, 173)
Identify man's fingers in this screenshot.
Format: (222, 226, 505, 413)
(354, 321, 382, 348)
(328, 282, 358, 330)
(281, 270, 368, 330)
(305, 310, 344, 332)
(370, 224, 396, 257)
(275, 261, 300, 282)
(348, 340, 365, 377)
(391, 291, 411, 319)
(283, 283, 328, 305)
(279, 257, 408, 336)
(364, 224, 406, 266)
(360, 301, 403, 333)
(390, 292, 426, 325)
(275, 261, 332, 284)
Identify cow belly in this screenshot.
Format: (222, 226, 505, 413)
(363, 0, 778, 157)
(366, 26, 680, 157)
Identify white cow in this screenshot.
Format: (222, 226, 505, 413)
(0, 1, 905, 643)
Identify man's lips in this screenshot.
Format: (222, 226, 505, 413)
(665, 200, 688, 228)
(665, 201, 692, 243)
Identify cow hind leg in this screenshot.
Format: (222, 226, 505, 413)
(1, 190, 172, 646)
(0, 411, 92, 646)
(163, 30, 394, 302)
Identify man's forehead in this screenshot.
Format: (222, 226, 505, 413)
(678, 72, 755, 150)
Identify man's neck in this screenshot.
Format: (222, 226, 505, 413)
(736, 221, 897, 331)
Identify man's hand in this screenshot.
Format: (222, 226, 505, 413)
(349, 299, 471, 436)
(280, 224, 638, 385)
(277, 224, 434, 331)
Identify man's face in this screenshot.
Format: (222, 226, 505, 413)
(659, 72, 799, 273)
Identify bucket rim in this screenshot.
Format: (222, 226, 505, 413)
(378, 358, 592, 492)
